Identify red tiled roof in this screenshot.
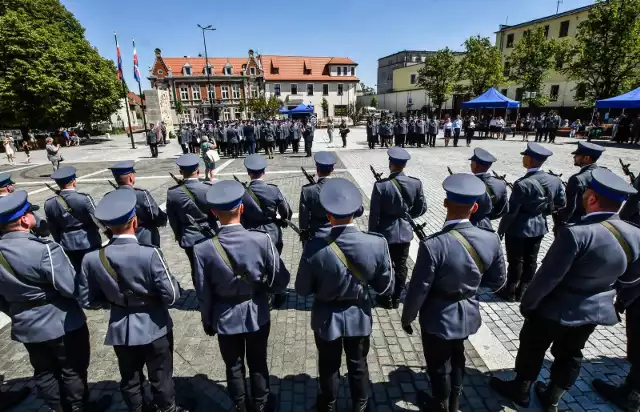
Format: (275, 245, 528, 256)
(261, 55, 358, 81)
(161, 57, 251, 76)
(127, 91, 142, 105)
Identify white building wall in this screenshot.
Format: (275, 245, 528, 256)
(110, 98, 139, 129)
(264, 81, 358, 120)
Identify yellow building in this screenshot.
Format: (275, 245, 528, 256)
(495, 4, 593, 108)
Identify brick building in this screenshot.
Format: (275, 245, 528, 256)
(148, 48, 263, 123)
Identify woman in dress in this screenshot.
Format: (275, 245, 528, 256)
(443, 117, 453, 147)
(200, 136, 217, 182)
(3, 135, 15, 165)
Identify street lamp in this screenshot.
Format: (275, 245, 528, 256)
(197, 24, 216, 119)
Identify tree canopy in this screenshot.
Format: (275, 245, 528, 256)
(562, 0, 640, 105)
(506, 26, 562, 107)
(458, 35, 505, 97)
(417, 48, 458, 112)
(0, 0, 121, 129)
(247, 96, 283, 119)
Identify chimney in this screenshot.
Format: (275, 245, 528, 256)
(154, 48, 162, 57)
(249, 49, 254, 57)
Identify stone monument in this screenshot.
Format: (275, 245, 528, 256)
(144, 88, 175, 133)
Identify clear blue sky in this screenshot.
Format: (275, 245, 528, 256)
(61, 0, 594, 90)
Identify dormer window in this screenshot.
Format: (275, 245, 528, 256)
(272, 68, 279, 74)
(183, 64, 192, 76)
(242, 64, 247, 72)
(350, 67, 355, 76)
(204, 64, 213, 76)
(337, 67, 342, 75)
(224, 64, 233, 75)
(250, 67, 256, 75)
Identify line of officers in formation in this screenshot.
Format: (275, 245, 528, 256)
(178, 118, 316, 159)
(0, 139, 639, 412)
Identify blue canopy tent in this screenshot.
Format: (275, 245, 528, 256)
(461, 87, 520, 109)
(279, 107, 290, 114)
(288, 104, 314, 114)
(596, 87, 640, 109)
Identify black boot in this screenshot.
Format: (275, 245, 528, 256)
(233, 399, 248, 412)
(489, 376, 532, 407)
(449, 386, 462, 412)
(392, 297, 400, 309)
(0, 386, 30, 410)
(593, 379, 640, 412)
(495, 282, 517, 302)
(376, 295, 393, 309)
(515, 283, 529, 302)
(352, 398, 369, 412)
(534, 381, 565, 412)
(316, 396, 336, 412)
(71, 395, 112, 412)
(416, 391, 449, 412)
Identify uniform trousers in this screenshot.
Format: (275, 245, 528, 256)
(229, 142, 239, 158)
(265, 142, 275, 158)
(247, 140, 256, 155)
(422, 333, 466, 401)
(465, 129, 474, 146)
(278, 140, 287, 154)
(428, 133, 437, 147)
(418, 133, 425, 148)
(184, 247, 196, 286)
(515, 315, 596, 389)
(314, 334, 370, 403)
(66, 249, 94, 275)
(395, 134, 406, 147)
(367, 135, 376, 149)
(24, 324, 90, 411)
(114, 332, 174, 411)
(218, 322, 271, 405)
(549, 128, 558, 143)
(149, 143, 158, 158)
(292, 139, 300, 153)
(304, 139, 313, 157)
(535, 129, 543, 142)
(389, 243, 410, 301)
(505, 235, 543, 290)
(453, 128, 461, 147)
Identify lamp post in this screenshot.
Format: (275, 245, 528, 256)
(197, 24, 216, 119)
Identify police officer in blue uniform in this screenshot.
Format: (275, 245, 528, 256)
(468, 148, 509, 230)
(0, 191, 111, 412)
(556, 141, 605, 225)
(299, 152, 364, 241)
(78, 190, 184, 412)
(401, 174, 506, 412)
(166, 154, 216, 285)
(44, 166, 102, 273)
(0, 172, 49, 238)
(296, 178, 393, 412)
(497, 143, 566, 302)
(193, 180, 290, 412)
(491, 168, 640, 412)
(107, 161, 167, 247)
(0, 173, 14, 198)
(368, 148, 428, 308)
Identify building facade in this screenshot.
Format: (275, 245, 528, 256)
(261, 55, 359, 120)
(495, 4, 593, 109)
(148, 49, 263, 123)
(377, 50, 434, 93)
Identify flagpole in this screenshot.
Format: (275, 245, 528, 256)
(133, 39, 148, 137)
(114, 32, 136, 149)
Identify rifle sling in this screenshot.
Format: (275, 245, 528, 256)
(390, 178, 409, 214)
(180, 184, 208, 221)
(601, 221, 632, 264)
(325, 237, 366, 285)
(0, 250, 49, 289)
(529, 177, 554, 215)
(99, 248, 155, 304)
(449, 230, 485, 273)
(212, 237, 248, 283)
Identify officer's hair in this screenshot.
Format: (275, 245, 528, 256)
(446, 201, 475, 216)
(108, 217, 135, 233)
(528, 158, 545, 168)
(594, 193, 623, 212)
(0, 219, 22, 234)
(115, 175, 130, 185)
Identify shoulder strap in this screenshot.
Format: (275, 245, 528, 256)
(325, 237, 366, 285)
(483, 181, 497, 205)
(99, 248, 118, 282)
(601, 221, 632, 264)
(529, 177, 554, 214)
(449, 230, 485, 273)
(245, 187, 262, 209)
(390, 178, 409, 213)
(212, 237, 248, 283)
(180, 185, 196, 202)
(0, 249, 50, 288)
(0, 250, 16, 277)
(56, 195, 72, 213)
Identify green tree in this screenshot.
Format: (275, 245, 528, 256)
(247, 96, 283, 119)
(562, 0, 640, 105)
(371, 96, 378, 108)
(0, 0, 121, 129)
(321, 98, 329, 117)
(417, 48, 458, 113)
(507, 26, 562, 107)
(347, 102, 361, 125)
(174, 100, 185, 115)
(458, 35, 506, 97)
(238, 100, 246, 118)
(360, 82, 375, 95)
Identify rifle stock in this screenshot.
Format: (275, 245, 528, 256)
(447, 166, 454, 176)
(547, 170, 568, 189)
(301, 167, 316, 184)
(491, 170, 514, 189)
(619, 158, 637, 183)
(108, 180, 118, 189)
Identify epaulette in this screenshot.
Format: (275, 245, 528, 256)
(625, 220, 640, 230)
(363, 231, 385, 239)
(29, 237, 51, 244)
(77, 191, 91, 197)
(477, 226, 497, 233)
(267, 183, 278, 188)
(248, 228, 268, 235)
(302, 182, 316, 189)
(408, 176, 422, 182)
(168, 184, 181, 191)
(137, 242, 156, 248)
(133, 187, 147, 193)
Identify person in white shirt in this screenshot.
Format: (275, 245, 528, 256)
(443, 118, 453, 147)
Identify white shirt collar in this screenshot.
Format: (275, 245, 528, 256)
(527, 168, 541, 173)
(222, 223, 243, 227)
(474, 172, 489, 176)
(584, 211, 617, 219)
(112, 234, 138, 240)
(443, 218, 469, 228)
(332, 223, 356, 228)
(185, 177, 199, 181)
(60, 188, 76, 192)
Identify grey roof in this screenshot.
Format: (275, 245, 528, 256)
(496, 4, 594, 32)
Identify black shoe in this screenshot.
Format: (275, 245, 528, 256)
(392, 298, 400, 309)
(534, 381, 565, 412)
(352, 398, 369, 412)
(593, 379, 640, 412)
(376, 295, 393, 309)
(316, 396, 336, 412)
(72, 395, 112, 412)
(449, 386, 462, 412)
(271, 293, 286, 309)
(515, 283, 529, 302)
(417, 391, 449, 412)
(0, 386, 30, 410)
(234, 399, 248, 412)
(489, 377, 531, 408)
(496, 282, 517, 302)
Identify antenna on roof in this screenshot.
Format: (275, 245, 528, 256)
(556, 0, 563, 14)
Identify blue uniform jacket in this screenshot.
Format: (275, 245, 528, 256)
(241, 180, 292, 250)
(295, 225, 394, 340)
(621, 175, 640, 225)
(470, 173, 509, 230)
(44, 189, 101, 252)
(402, 221, 506, 340)
(166, 179, 216, 248)
(557, 164, 599, 225)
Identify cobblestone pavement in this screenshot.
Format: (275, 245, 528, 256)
(0, 131, 637, 411)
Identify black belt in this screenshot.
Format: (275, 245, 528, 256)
(314, 298, 364, 309)
(429, 291, 475, 302)
(557, 284, 612, 295)
(216, 294, 254, 305)
(13, 299, 50, 309)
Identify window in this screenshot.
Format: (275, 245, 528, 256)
(506, 33, 514, 48)
(180, 86, 189, 100)
(575, 83, 586, 101)
(192, 86, 201, 101)
(274, 84, 281, 96)
(413, 56, 419, 62)
(250, 86, 258, 98)
(232, 85, 241, 99)
(410, 73, 417, 85)
(307, 84, 314, 96)
(350, 67, 355, 76)
(223, 108, 231, 120)
(337, 84, 343, 96)
(501, 89, 508, 97)
(290, 84, 298, 95)
(421, 56, 427, 62)
(221, 86, 229, 99)
(205, 65, 212, 76)
(337, 67, 342, 76)
(322, 84, 329, 96)
(224, 66, 232, 75)
(550, 85, 560, 101)
(559, 20, 570, 37)
(242, 64, 247, 72)
(250, 67, 256, 75)
(555, 56, 564, 70)
(183, 66, 192, 76)
(503, 62, 510, 77)
(208, 86, 215, 100)
(515, 87, 524, 101)
(343, 66, 347, 75)
(544, 25, 550, 38)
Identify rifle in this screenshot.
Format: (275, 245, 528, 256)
(169, 172, 182, 185)
(491, 170, 514, 189)
(186, 214, 215, 238)
(108, 180, 118, 189)
(447, 166, 454, 176)
(546, 170, 568, 188)
(44, 183, 112, 236)
(301, 167, 316, 185)
(619, 158, 637, 183)
(369, 165, 427, 241)
(233, 175, 246, 187)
